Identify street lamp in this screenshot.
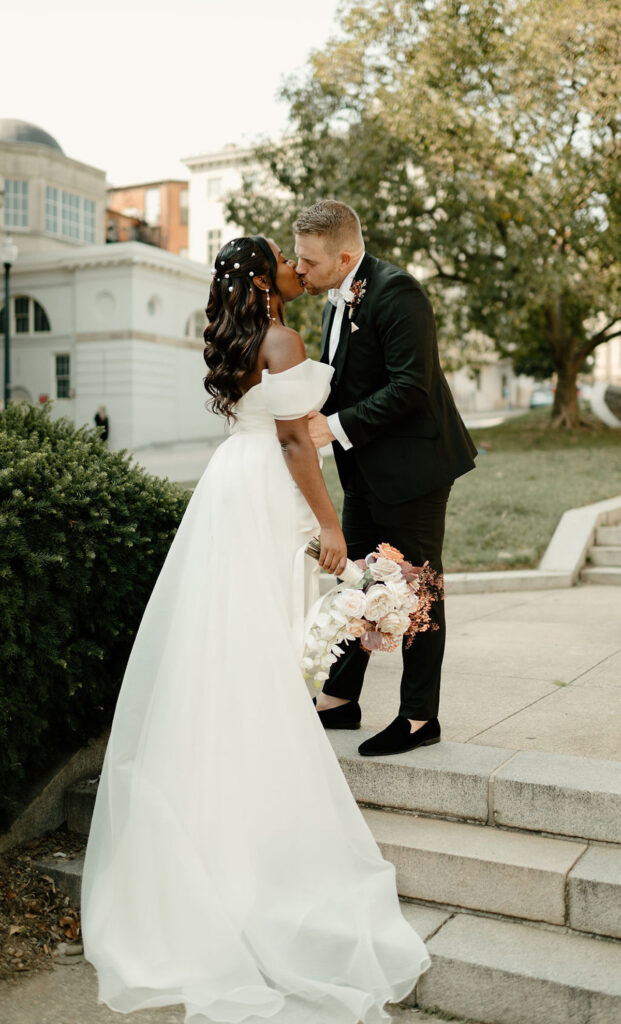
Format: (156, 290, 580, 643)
(1, 236, 18, 408)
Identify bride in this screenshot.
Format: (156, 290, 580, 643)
(81, 235, 430, 1024)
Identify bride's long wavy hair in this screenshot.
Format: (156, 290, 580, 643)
(203, 236, 279, 421)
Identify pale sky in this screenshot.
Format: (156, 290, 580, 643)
(3, 0, 341, 186)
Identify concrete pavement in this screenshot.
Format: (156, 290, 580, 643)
(0, 959, 464, 1024)
(359, 584, 621, 761)
(130, 434, 224, 485)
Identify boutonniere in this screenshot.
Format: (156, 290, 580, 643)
(344, 278, 367, 320)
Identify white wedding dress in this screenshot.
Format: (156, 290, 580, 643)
(81, 359, 430, 1024)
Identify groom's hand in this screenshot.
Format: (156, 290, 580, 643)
(308, 411, 335, 448)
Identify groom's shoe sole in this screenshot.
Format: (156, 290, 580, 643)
(313, 698, 362, 730)
(358, 735, 440, 756)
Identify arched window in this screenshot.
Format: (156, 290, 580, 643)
(185, 309, 206, 339)
(0, 296, 51, 334)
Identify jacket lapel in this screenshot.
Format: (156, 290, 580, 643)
(320, 302, 334, 363)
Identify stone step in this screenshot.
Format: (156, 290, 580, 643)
(330, 732, 621, 844)
(588, 545, 621, 567)
(37, 853, 84, 907)
(35, 853, 620, 1024)
(414, 912, 621, 1024)
(43, 811, 621, 943)
(65, 775, 99, 836)
(65, 737, 621, 846)
(363, 808, 621, 936)
(581, 565, 621, 585)
(597, 524, 621, 545)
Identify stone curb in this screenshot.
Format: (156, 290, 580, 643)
(538, 494, 621, 582)
(319, 494, 621, 595)
(364, 808, 587, 928)
(330, 733, 621, 845)
(0, 731, 110, 854)
(416, 912, 621, 1024)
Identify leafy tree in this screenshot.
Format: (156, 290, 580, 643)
(228, 0, 620, 427)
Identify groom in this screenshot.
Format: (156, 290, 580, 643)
(294, 200, 477, 757)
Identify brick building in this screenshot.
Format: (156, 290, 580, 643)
(106, 180, 188, 255)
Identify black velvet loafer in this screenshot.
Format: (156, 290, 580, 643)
(312, 698, 362, 730)
(358, 716, 441, 757)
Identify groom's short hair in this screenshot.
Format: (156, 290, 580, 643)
(293, 200, 364, 253)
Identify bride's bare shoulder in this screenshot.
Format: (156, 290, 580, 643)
(260, 324, 306, 374)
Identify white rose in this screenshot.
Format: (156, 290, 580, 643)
(333, 588, 367, 619)
(385, 579, 410, 606)
(378, 612, 401, 634)
(369, 557, 403, 583)
(409, 593, 419, 611)
(379, 610, 411, 634)
(364, 584, 396, 622)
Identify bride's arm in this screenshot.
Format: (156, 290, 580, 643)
(263, 327, 347, 576)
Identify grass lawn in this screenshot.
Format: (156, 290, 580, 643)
(321, 410, 621, 572)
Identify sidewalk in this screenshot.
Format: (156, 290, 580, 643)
(0, 962, 457, 1024)
(130, 435, 224, 484)
(361, 583, 621, 761)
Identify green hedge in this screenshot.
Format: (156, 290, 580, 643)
(0, 404, 190, 828)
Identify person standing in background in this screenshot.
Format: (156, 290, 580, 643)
(94, 405, 109, 443)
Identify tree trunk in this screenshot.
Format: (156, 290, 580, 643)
(546, 298, 584, 429)
(551, 364, 581, 428)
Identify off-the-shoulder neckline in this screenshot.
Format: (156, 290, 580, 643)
(237, 359, 331, 404)
(261, 358, 314, 379)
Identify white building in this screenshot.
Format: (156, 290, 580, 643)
(6, 243, 223, 450)
(1, 119, 225, 451)
(0, 118, 107, 256)
(182, 144, 257, 265)
(447, 360, 534, 413)
(594, 335, 621, 384)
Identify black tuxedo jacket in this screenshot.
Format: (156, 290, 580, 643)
(320, 253, 477, 503)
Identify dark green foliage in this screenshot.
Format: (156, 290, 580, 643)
(0, 404, 189, 827)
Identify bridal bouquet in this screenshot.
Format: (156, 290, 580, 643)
(303, 538, 443, 687)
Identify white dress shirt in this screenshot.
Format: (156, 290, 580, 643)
(326, 253, 365, 451)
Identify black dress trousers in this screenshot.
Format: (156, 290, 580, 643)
(322, 465, 450, 720)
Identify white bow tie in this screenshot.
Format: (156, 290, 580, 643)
(328, 285, 354, 307)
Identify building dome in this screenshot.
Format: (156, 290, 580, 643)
(0, 119, 64, 154)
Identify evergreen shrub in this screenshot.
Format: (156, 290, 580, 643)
(0, 403, 190, 827)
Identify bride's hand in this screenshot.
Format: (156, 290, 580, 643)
(319, 526, 348, 576)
